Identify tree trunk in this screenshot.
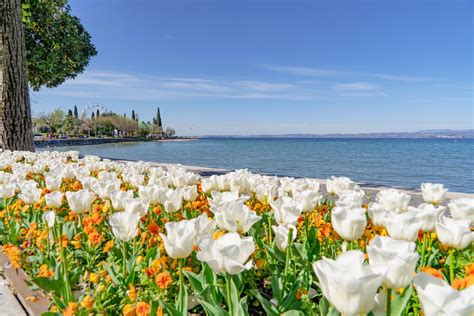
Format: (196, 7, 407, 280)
(0, 0, 34, 151)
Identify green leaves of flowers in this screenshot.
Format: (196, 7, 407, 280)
(390, 285, 413, 316)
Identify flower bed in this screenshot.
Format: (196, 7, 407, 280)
(0, 150, 472, 316)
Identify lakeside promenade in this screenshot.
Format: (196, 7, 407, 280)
(34, 137, 197, 148)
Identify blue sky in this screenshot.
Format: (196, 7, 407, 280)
(32, 0, 473, 136)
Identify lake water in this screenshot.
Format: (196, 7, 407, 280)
(40, 138, 474, 193)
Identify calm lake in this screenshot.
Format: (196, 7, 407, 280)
(39, 138, 474, 193)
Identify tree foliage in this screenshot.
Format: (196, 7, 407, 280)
(21, 0, 97, 90)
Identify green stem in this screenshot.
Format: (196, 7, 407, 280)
(58, 224, 73, 303)
(122, 241, 127, 278)
(419, 233, 427, 269)
(449, 249, 455, 284)
(225, 273, 233, 313)
(267, 216, 272, 245)
(386, 288, 392, 316)
(178, 258, 185, 313)
(284, 227, 293, 288)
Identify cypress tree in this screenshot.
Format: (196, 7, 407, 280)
(91, 112, 95, 120)
(67, 109, 73, 116)
(131, 110, 135, 121)
(73, 105, 78, 118)
(96, 109, 100, 117)
(156, 107, 162, 128)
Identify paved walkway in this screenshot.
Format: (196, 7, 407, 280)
(0, 275, 26, 316)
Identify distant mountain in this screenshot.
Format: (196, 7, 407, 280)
(200, 129, 474, 139)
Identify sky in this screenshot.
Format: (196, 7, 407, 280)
(32, 0, 473, 136)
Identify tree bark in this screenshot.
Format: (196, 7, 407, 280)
(0, 0, 34, 151)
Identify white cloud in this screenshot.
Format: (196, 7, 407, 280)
(333, 82, 377, 91)
(261, 64, 440, 83)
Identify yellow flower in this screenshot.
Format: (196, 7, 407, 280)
(89, 273, 99, 283)
(123, 304, 136, 316)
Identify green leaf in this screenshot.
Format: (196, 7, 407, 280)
(199, 299, 228, 316)
(249, 289, 279, 316)
(391, 285, 413, 316)
(184, 270, 205, 293)
(31, 277, 64, 297)
(176, 283, 188, 315)
(102, 263, 121, 286)
(271, 274, 284, 304)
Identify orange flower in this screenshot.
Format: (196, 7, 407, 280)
(37, 264, 54, 278)
(87, 230, 103, 246)
(128, 284, 137, 302)
(3, 244, 21, 268)
(103, 240, 114, 253)
(452, 275, 474, 290)
(421, 267, 444, 280)
(63, 302, 78, 316)
(147, 222, 160, 235)
(80, 295, 94, 310)
(136, 302, 150, 316)
(465, 263, 474, 276)
(155, 271, 172, 289)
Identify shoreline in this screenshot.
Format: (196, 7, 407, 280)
(34, 137, 197, 148)
(111, 159, 474, 202)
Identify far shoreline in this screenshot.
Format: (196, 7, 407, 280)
(34, 136, 198, 148)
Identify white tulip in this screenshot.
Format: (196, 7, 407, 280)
(408, 203, 445, 232)
(312, 251, 386, 316)
(181, 185, 198, 202)
(201, 175, 220, 193)
(197, 232, 255, 275)
(109, 211, 141, 241)
(331, 206, 367, 241)
(336, 189, 365, 209)
(45, 175, 62, 191)
(45, 191, 64, 208)
(66, 189, 95, 214)
(448, 198, 474, 223)
(435, 216, 472, 249)
(163, 189, 183, 213)
(19, 187, 42, 204)
(93, 179, 121, 200)
(42, 211, 56, 228)
(191, 213, 216, 245)
(0, 183, 16, 199)
(270, 196, 302, 226)
(255, 182, 278, 204)
(208, 191, 248, 208)
(326, 176, 356, 196)
(272, 224, 296, 251)
(413, 272, 474, 316)
(367, 236, 419, 289)
(138, 185, 160, 204)
(376, 189, 411, 213)
(110, 190, 134, 211)
(384, 211, 422, 241)
(368, 202, 389, 227)
(159, 220, 197, 259)
(124, 197, 149, 217)
(421, 183, 448, 205)
(293, 190, 321, 212)
(212, 200, 261, 234)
